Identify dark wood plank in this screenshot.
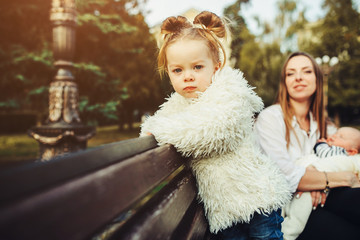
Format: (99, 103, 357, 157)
(0, 144, 185, 240)
(172, 200, 209, 240)
(0, 135, 157, 204)
(109, 169, 198, 240)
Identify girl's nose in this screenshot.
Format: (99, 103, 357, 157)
(184, 70, 194, 81)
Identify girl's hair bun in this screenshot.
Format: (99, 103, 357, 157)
(193, 11, 226, 38)
(161, 16, 192, 35)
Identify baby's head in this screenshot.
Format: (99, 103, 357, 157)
(157, 11, 227, 98)
(327, 127, 360, 155)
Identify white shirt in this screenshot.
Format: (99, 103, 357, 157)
(254, 104, 337, 193)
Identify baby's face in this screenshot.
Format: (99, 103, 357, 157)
(327, 128, 356, 150)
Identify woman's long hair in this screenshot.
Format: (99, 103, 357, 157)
(276, 52, 326, 147)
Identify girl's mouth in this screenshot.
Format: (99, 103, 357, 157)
(184, 86, 197, 91)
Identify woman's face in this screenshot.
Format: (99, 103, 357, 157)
(285, 55, 317, 104)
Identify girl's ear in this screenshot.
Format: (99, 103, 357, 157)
(214, 62, 221, 72)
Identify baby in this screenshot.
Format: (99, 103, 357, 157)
(282, 127, 360, 240)
(315, 126, 360, 157)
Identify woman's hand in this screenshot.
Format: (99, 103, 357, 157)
(295, 191, 326, 210)
(345, 172, 360, 188)
(310, 190, 327, 209)
(296, 190, 327, 209)
(309, 172, 360, 209)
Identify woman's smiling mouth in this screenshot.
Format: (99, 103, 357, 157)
(294, 85, 306, 90)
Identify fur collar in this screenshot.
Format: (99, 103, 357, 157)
(140, 66, 264, 158)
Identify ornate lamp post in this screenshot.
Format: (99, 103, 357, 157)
(29, 0, 95, 161)
(315, 55, 339, 118)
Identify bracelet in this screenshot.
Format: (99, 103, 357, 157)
(323, 171, 330, 194)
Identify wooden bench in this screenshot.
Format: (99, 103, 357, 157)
(0, 135, 210, 240)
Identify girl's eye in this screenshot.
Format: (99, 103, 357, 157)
(286, 72, 294, 77)
(194, 65, 203, 70)
(173, 68, 182, 73)
(304, 70, 313, 74)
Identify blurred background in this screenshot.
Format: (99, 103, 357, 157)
(0, 0, 359, 164)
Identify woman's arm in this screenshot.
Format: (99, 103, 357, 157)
(298, 168, 360, 191)
(298, 167, 360, 208)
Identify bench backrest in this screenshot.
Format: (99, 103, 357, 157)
(0, 136, 210, 240)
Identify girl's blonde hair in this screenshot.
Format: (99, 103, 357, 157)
(157, 11, 227, 78)
(276, 52, 327, 147)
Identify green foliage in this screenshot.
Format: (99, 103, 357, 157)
(78, 13, 138, 34)
(226, 0, 360, 115)
(224, 0, 285, 106)
(298, 0, 360, 113)
(0, 0, 164, 127)
(74, 0, 164, 126)
(0, 0, 53, 114)
(223, 0, 249, 66)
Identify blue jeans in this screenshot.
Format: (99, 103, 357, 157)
(215, 209, 284, 240)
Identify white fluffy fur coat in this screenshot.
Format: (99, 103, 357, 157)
(140, 67, 291, 233)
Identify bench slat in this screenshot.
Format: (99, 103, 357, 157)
(0, 136, 158, 204)
(0, 143, 185, 240)
(109, 169, 206, 240)
(172, 200, 210, 240)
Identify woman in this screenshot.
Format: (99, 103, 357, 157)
(254, 52, 360, 239)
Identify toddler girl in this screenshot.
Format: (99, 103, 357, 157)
(140, 11, 291, 239)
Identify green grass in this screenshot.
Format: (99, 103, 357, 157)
(0, 134, 39, 163)
(0, 124, 141, 166)
(88, 124, 140, 148)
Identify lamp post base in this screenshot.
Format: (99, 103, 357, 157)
(29, 123, 95, 161)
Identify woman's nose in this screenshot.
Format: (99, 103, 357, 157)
(295, 72, 303, 81)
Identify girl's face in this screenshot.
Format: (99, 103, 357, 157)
(166, 39, 220, 98)
(285, 55, 317, 104)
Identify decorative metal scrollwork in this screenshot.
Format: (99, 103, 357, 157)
(49, 81, 80, 123)
(63, 82, 80, 123)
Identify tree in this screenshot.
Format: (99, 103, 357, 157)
(223, 0, 249, 63)
(224, 0, 285, 106)
(74, 0, 164, 128)
(0, 0, 53, 122)
(299, 0, 360, 124)
(0, 0, 165, 128)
